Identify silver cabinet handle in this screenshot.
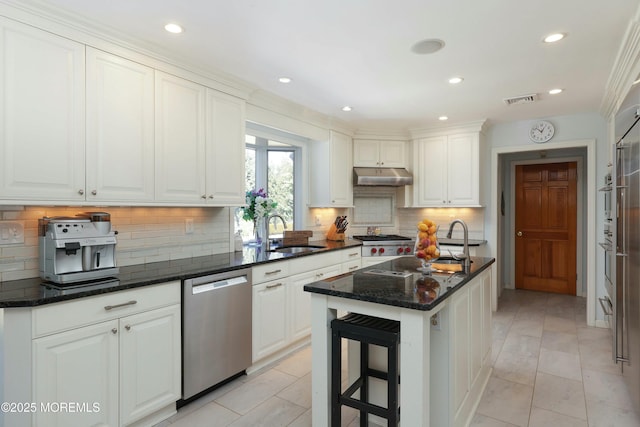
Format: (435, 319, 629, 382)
(91, 190, 97, 195)
(348, 266, 359, 271)
(348, 252, 359, 257)
(266, 283, 283, 289)
(104, 300, 137, 311)
(265, 269, 282, 276)
(315, 273, 324, 279)
(125, 325, 131, 331)
(111, 328, 118, 334)
(78, 189, 84, 195)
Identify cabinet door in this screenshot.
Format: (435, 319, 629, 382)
(329, 131, 353, 206)
(353, 139, 380, 167)
(0, 17, 85, 201)
(119, 304, 181, 426)
(33, 320, 119, 427)
(86, 48, 154, 202)
(446, 133, 479, 205)
(451, 289, 470, 414)
(289, 265, 342, 341)
(379, 140, 406, 168)
(206, 89, 246, 205)
(155, 71, 206, 202)
(252, 280, 288, 361)
(415, 136, 447, 206)
(481, 270, 492, 362)
(469, 279, 483, 387)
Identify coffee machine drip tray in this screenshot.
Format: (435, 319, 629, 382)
(42, 277, 120, 295)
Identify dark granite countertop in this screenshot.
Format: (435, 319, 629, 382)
(304, 256, 495, 311)
(0, 239, 362, 308)
(438, 238, 486, 246)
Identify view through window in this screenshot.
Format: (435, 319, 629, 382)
(236, 134, 298, 241)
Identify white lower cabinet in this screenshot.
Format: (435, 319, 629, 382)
(252, 278, 288, 361)
(5, 282, 181, 427)
(33, 319, 120, 427)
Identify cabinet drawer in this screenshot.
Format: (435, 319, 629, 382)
(342, 260, 361, 274)
(32, 281, 180, 338)
(253, 261, 290, 284)
(289, 251, 341, 276)
(341, 247, 362, 263)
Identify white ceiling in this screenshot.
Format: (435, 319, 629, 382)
(19, 0, 640, 130)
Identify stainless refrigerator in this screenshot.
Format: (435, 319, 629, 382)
(615, 103, 640, 413)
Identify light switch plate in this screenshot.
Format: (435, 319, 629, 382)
(0, 221, 25, 245)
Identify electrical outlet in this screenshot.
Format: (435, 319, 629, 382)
(185, 218, 194, 234)
(315, 216, 321, 226)
(0, 221, 25, 245)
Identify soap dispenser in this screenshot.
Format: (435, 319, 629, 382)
(234, 231, 243, 252)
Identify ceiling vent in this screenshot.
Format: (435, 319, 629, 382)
(503, 93, 538, 106)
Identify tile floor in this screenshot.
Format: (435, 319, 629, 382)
(155, 289, 640, 427)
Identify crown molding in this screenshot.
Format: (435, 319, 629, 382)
(408, 119, 488, 139)
(601, 4, 640, 119)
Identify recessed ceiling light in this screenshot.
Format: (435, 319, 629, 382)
(278, 77, 291, 83)
(548, 88, 563, 95)
(411, 38, 445, 55)
(342, 106, 352, 112)
(448, 76, 464, 85)
(543, 33, 565, 43)
(164, 23, 183, 34)
(439, 116, 449, 121)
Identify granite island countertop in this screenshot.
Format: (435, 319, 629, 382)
(0, 239, 362, 308)
(304, 255, 495, 311)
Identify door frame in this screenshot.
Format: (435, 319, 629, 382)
(509, 157, 584, 296)
(490, 139, 597, 326)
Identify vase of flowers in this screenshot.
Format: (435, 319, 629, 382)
(242, 188, 277, 245)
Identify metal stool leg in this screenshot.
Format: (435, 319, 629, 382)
(388, 343, 399, 425)
(331, 330, 342, 427)
(360, 341, 368, 427)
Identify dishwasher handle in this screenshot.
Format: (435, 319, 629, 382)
(191, 275, 249, 295)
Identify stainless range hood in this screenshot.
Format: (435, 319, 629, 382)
(353, 167, 413, 186)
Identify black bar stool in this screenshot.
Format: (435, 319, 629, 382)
(331, 313, 401, 426)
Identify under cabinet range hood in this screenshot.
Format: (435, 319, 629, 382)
(353, 167, 413, 186)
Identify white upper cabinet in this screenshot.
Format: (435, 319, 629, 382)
(154, 71, 207, 203)
(310, 130, 353, 207)
(353, 139, 406, 168)
(86, 48, 155, 202)
(413, 132, 481, 207)
(0, 17, 86, 201)
(205, 89, 246, 206)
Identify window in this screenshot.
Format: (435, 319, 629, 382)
(235, 127, 306, 240)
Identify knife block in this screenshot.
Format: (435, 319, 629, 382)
(326, 224, 345, 241)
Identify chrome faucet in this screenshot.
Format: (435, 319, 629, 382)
(446, 219, 471, 273)
(266, 214, 287, 251)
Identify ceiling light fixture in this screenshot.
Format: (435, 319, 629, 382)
(543, 33, 565, 43)
(548, 88, 563, 95)
(342, 106, 352, 112)
(448, 77, 464, 84)
(164, 23, 183, 34)
(411, 38, 445, 55)
(438, 116, 448, 121)
(278, 77, 292, 83)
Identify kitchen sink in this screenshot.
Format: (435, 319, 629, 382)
(434, 257, 473, 265)
(268, 245, 326, 254)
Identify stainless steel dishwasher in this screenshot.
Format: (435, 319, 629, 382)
(182, 268, 252, 401)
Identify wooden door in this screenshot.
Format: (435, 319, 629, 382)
(515, 162, 577, 294)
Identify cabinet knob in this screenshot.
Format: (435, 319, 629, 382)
(208, 195, 213, 199)
(380, 162, 384, 165)
(111, 328, 118, 334)
(91, 190, 97, 196)
(201, 195, 207, 199)
(125, 325, 131, 331)
(78, 189, 84, 195)
(517, 231, 523, 237)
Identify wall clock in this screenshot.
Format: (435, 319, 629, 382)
(529, 120, 555, 143)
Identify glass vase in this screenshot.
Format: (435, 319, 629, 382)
(252, 217, 266, 246)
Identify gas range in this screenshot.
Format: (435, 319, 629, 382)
(353, 234, 414, 257)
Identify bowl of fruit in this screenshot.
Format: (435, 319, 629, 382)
(414, 219, 441, 273)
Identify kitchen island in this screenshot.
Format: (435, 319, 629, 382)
(304, 255, 495, 427)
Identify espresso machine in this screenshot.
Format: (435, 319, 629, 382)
(39, 212, 119, 284)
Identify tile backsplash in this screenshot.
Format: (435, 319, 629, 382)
(0, 206, 233, 281)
